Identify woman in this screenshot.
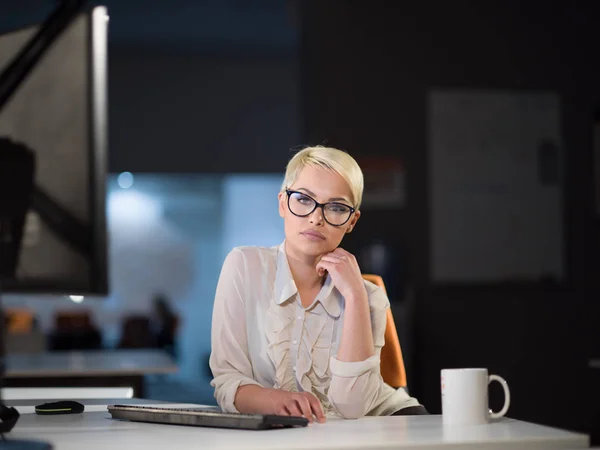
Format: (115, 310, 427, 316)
(210, 146, 426, 422)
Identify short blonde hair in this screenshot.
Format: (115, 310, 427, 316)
(281, 146, 364, 209)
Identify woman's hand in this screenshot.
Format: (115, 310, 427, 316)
(235, 385, 326, 423)
(316, 248, 367, 301)
(264, 389, 326, 423)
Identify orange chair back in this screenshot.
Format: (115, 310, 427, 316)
(362, 274, 407, 389)
(5, 308, 34, 334)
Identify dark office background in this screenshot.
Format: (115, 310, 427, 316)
(2, 0, 599, 442)
(300, 1, 600, 439)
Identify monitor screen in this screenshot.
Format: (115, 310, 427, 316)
(0, 6, 108, 295)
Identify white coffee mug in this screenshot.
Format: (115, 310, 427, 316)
(441, 368, 510, 426)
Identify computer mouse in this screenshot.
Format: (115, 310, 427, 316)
(35, 400, 84, 415)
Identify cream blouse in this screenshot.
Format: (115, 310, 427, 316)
(209, 242, 420, 419)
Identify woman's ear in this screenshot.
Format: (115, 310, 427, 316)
(278, 192, 286, 218)
(346, 210, 360, 233)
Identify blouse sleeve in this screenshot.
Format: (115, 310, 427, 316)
(209, 248, 263, 412)
(327, 284, 390, 418)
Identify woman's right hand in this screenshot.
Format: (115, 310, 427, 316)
(235, 385, 326, 423)
(265, 388, 326, 423)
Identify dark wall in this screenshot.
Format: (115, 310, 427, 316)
(300, 1, 599, 437)
(416, 285, 594, 433)
(108, 46, 300, 173)
(0, 2, 302, 174)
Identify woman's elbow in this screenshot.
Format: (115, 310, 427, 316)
(328, 388, 370, 419)
(332, 402, 367, 419)
(336, 405, 367, 419)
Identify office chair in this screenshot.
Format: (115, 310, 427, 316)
(4, 308, 35, 334)
(362, 274, 407, 389)
(51, 311, 102, 350)
(118, 316, 156, 349)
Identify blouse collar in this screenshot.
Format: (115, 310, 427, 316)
(274, 241, 342, 318)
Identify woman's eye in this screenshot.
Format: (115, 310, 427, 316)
(296, 195, 313, 205)
(328, 204, 350, 213)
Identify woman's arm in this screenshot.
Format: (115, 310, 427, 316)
(316, 248, 387, 419)
(210, 248, 326, 422)
(335, 289, 374, 362)
(209, 249, 263, 412)
(316, 248, 374, 363)
(327, 287, 388, 419)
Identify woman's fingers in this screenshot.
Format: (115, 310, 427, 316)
(316, 259, 334, 277)
(284, 400, 304, 419)
(332, 247, 354, 259)
(319, 255, 343, 263)
(295, 395, 315, 422)
(305, 393, 326, 423)
(278, 392, 325, 424)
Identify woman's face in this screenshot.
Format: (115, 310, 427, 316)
(278, 165, 360, 258)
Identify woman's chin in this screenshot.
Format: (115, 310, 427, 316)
(295, 240, 335, 255)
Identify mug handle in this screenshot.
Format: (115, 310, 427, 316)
(488, 374, 511, 419)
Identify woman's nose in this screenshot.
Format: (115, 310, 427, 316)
(309, 206, 324, 224)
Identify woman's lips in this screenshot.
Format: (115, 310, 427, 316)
(301, 230, 326, 241)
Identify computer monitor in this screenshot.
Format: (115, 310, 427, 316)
(0, 3, 109, 446)
(0, 5, 108, 296)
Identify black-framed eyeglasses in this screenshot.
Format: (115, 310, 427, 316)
(285, 189, 356, 227)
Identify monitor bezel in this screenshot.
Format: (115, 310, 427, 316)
(0, 6, 109, 296)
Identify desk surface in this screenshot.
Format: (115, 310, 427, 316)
(9, 402, 589, 450)
(8, 398, 198, 414)
(5, 349, 177, 377)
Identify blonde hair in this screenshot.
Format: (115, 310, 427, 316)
(281, 146, 364, 209)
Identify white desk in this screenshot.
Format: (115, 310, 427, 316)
(7, 398, 199, 415)
(8, 402, 589, 450)
(5, 350, 177, 377)
(2, 387, 135, 400)
(4, 349, 177, 397)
